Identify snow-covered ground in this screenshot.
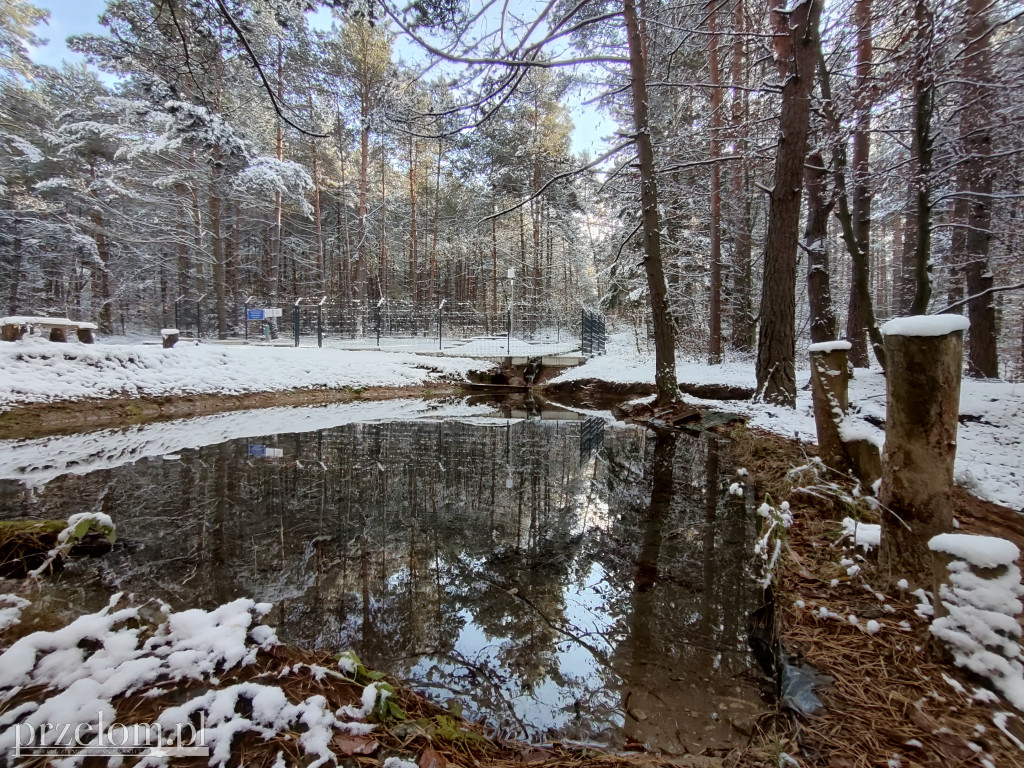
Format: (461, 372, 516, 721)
(0, 340, 484, 409)
(553, 335, 1024, 512)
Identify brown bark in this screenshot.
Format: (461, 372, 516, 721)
(809, 346, 850, 471)
(819, 49, 886, 369)
(804, 152, 837, 343)
(356, 83, 370, 302)
(909, 0, 934, 316)
(624, 0, 677, 405)
(408, 133, 419, 305)
(846, 0, 873, 367)
(708, 4, 723, 364)
(756, 0, 822, 406)
(879, 327, 964, 589)
(729, 0, 753, 352)
(430, 141, 442, 305)
(209, 162, 226, 339)
(960, 0, 997, 377)
(311, 138, 326, 294)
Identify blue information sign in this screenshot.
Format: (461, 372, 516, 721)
(248, 444, 266, 457)
(247, 309, 265, 321)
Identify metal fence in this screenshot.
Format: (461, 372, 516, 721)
(581, 309, 606, 356)
(171, 298, 603, 359)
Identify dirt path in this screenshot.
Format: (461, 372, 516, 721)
(0, 384, 465, 440)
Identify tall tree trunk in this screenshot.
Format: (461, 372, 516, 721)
(708, 3, 723, 364)
(819, 51, 887, 369)
(624, 0, 677, 405)
(430, 140, 442, 305)
(729, 0, 753, 352)
(846, 0, 873, 366)
(408, 133, 419, 306)
(804, 152, 837, 343)
(356, 83, 370, 303)
(8, 211, 21, 315)
(756, 0, 822, 406)
(209, 165, 226, 339)
(268, 42, 285, 315)
(909, 0, 934, 316)
(959, 0, 997, 377)
(311, 139, 326, 295)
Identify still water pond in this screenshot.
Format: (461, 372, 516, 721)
(0, 399, 763, 754)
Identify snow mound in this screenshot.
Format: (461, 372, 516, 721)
(841, 518, 881, 551)
(0, 595, 361, 766)
(928, 535, 1024, 711)
(0, 594, 29, 634)
(881, 315, 970, 337)
(930, 534, 1020, 570)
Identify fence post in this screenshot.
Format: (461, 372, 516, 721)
(293, 304, 301, 347)
(317, 302, 324, 348)
(437, 299, 445, 351)
(196, 301, 202, 338)
(375, 304, 381, 347)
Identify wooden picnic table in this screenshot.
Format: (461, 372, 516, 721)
(0, 316, 98, 344)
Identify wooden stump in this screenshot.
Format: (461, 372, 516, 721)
(1, 324, 23, 342)
(878, 316, 967, 589)
(809, 342, 851, 472)
(162, 332, 180, 349)
(48, 326, 68, 342)
(76, 328, 95, 344)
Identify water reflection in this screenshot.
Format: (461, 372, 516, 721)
(0, 405, 762, 753)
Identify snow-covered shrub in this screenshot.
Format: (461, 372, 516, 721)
(928, 534, 1024, 710)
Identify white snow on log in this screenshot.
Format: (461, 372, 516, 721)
(881, 314, 970, 337)
(928, 536, 1024, 711)
(161, 328, 179, 338)
(930, 534, 1020, 569)
(808, 340, 852, 353)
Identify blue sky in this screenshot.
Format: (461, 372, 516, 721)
(29, 0, 610, 155)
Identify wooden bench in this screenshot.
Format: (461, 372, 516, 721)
(0, 316, 98, 344)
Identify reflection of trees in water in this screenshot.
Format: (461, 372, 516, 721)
(0, 416, 760, 749)
(597, 431, 758, 753)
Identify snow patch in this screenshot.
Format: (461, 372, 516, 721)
(929, 534, 1020, 570)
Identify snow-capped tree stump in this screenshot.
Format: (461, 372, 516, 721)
(1, 323, 22, 342)
(162, 329, 180, 349)
(808, 341, 881, 486)
(878, 315, 969, 589)
(809, 341, 851, 472)
(48, 326, 68, 342)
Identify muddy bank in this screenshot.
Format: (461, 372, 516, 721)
(0, 384, 466, 440)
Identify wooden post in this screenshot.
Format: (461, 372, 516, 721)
(809, 341, 851, 472)
(878, 315, 968, 588)
(162, 329, 180, 349)
(76, 328, 95, 344)
(49, 326, 68, 343)
(1, 324, 23, 342)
